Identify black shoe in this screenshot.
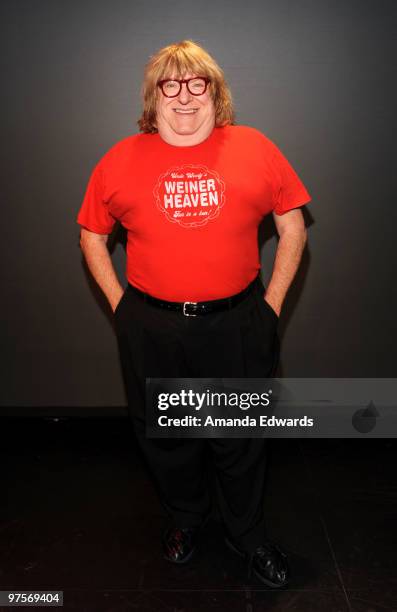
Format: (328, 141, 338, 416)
(162, 526, 199, 564)
(225, 535, 290, 588)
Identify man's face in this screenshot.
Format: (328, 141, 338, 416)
(155, 72, 216, 146)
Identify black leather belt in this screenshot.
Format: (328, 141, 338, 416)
(127, 276, 258, 316)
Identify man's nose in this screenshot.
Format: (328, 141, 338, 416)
(177, 82, 192, 104)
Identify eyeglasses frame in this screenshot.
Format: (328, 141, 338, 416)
(157, 77, 211, 98)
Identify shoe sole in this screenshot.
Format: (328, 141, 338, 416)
(224, 536, 289, 589)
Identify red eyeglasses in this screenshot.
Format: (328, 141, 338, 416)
(157, 77, 211, 98)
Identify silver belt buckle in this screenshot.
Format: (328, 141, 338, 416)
(183, 301, 198, 316)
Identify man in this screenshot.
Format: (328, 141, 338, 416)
(77, 40, 311, 588)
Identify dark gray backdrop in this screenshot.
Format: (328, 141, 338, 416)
(1, 0, 396, 413)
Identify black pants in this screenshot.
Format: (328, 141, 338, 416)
(114, 275, 280, 553)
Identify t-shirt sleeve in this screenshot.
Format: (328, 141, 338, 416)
(270, 143, 312, 216)
(76, 162, 116, 234)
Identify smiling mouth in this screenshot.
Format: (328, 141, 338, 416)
(173, 108, 199, 114)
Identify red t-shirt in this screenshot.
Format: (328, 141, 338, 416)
(76, 125, 311, 301)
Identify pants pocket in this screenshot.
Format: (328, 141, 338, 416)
(240, 302, 278, 377)
(114, 286, 129, 318)
(253, 282, 279, 330)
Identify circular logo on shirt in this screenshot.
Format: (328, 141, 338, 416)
(153, 164, 226, 228)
